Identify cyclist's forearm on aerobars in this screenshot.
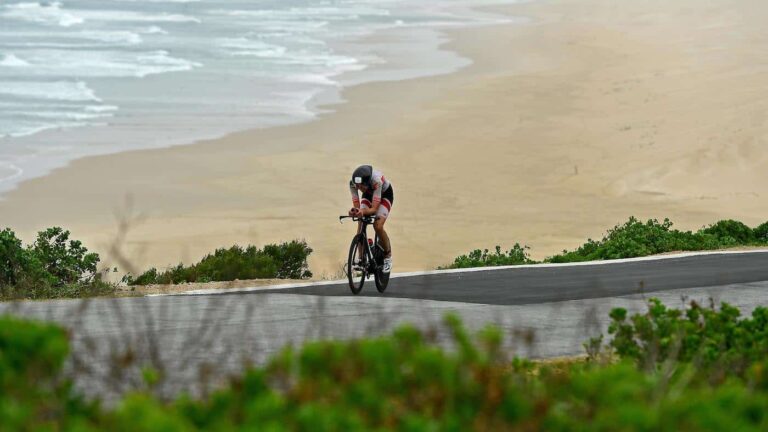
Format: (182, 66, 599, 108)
(359, 202, 380, 216)
(349, 182, 360, 206)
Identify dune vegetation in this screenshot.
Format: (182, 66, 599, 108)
(0, 226, 313, 300)
(3, 299, 768, 430)
(445, 217, 768, 269)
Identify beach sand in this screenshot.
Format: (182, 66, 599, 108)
(1, 0, 767, 276)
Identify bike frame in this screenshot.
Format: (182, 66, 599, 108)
(340, 214, 390, 294)
(340, 215, 380, 274)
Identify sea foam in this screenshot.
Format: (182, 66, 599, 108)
(1, 2, 201, 27)
(0, 81, 101, 102)
(0, 53, 29, 66)
(1, 2, 84, 27)
(0, 0, 519, 193)
(5, 49, 200, 78)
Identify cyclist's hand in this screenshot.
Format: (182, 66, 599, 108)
(349, 207, 361, 217)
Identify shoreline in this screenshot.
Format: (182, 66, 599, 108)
(1, 0, 767, 276)
(0, 2, 512, 194)
(0, 3, 531, 276)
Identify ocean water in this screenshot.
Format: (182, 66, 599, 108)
(0, 0, 518, 192)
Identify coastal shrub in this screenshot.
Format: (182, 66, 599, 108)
(0, 227, 112, 300)
(31, 227, 100, 285)
(6, 302, 768, 430)
(443, 217, 768, 269)
(545, 217, 767, 264)
(547, 217, 713, 262)
(605, 298, 768, 383)
(439, 216, 768, 269)
(263, 240, 315, 279)
(753, 221, 768, 242)
(441, 244, 535, 269)
(2, 279, 116, 302)
(192, 246, 278, 281)
(0, 228, 42, 286)
(700, 219, 755, 244)
(127, 240, 313, 285)
(122, 267, 159, 286)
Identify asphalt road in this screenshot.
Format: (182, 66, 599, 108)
(206, 250, 768, 304)
(2, 250, 768, 400)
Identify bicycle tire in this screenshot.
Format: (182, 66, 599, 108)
(373, 236, 389, 293)
(374, 269, 389, 293)
(347, 234, 366, 294)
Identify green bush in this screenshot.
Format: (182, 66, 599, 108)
(547, 217, 720, 262)
(700, 219, 755, 244)
(263, 241, 315, 279)
(547, 217, 768, 263)
(0, 228, 43, 287)
(128, 240, 313, 285)
(0, 227, 111, 300)
(754, 221, 768, 242)
(2, 280, 116, 301)
(606, 298, 768, 384)
(7, 300, 768, 432)
(540, 362, 768, 431)
(447, 217, 768, 269)
(6, 304, 768, 431)
(442, 244, 535, 269)
(31, 227, 100, 285)
(122, 267, 158, 286)
(0, 316, 100, 430)
(192, 246, 277, 281)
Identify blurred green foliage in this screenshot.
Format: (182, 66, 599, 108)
(607, 298, 768, 385)
(124, 240, 313, 285)
(0, 316, 101, 430)
(5, 300, 768, 430)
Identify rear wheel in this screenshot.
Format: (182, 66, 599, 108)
(347, 235, 366, 294)
(374, 269, 389, 293)
(373, 237, 389, 293)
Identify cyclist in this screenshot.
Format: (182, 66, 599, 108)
(348, 165, 393, 273)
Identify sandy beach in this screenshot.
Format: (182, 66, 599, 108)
(1, 0, 767, 277)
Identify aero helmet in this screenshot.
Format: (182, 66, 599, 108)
(351, 165, 373, 187)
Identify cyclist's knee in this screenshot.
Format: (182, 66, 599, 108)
(373, 219, 386, 233)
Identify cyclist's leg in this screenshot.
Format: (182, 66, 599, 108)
(356, 198, 373, 258)
(378, 188, 393, 271)
(373, 218, 390, 253)
(373, 196, 392, 255)
(374, 187, 393, 254)
(373, 219, 392, 273)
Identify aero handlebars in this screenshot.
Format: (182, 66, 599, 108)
(339, 215, 380, 223)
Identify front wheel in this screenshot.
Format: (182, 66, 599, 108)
(347, 235, 366, 294)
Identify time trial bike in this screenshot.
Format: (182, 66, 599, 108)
(339, 215, 389, 294)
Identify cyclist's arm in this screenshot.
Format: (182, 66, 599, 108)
(359, 204, 380, 217)
(359, 183, 383, 216)
(349, 181, 360, 208)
